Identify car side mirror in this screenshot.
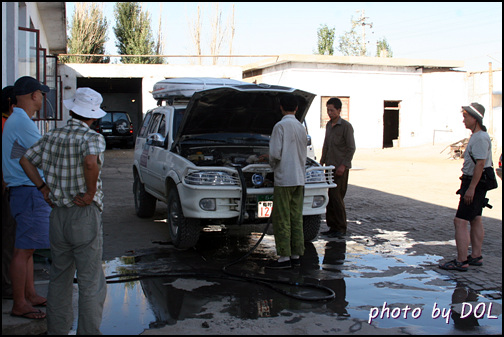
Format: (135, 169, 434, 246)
(147, 133, 165, 147)
(307, 135, 312, 146)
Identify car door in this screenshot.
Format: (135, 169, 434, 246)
(145, 111, 170, 196)
(136, 111, 152, 170)
(140, 112, 163, 189)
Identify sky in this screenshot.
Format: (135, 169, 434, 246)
(65, 2, 502, 71)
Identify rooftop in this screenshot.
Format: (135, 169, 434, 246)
(242, 54, 465, 72)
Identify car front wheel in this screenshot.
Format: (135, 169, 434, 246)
(303, 215, 321, 241)
(167, 188, 201, 249)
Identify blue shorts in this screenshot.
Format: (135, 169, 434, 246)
(9, 186, 51, 249)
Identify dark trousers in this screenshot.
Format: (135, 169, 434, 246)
(326, 169, 349, 234)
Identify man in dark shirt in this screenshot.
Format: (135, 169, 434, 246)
(320, 97, 356, 238)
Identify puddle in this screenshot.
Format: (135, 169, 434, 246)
(93, 230, 501, 335)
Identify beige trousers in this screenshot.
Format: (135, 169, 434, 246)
(47, 203, 106, 335)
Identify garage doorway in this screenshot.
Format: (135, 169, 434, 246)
(383, 101, 401, 148)
(76, 78, 143, 139)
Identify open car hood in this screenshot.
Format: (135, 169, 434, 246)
(172, 83, 315, 148)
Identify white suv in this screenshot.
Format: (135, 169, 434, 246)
(133, 78, 335, 249)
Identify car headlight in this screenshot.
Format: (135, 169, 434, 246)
(305, 170, 326, 183)
(312, 196, 326, 208)
(185, 171, 239, 186)
(199, 198, 216, 211)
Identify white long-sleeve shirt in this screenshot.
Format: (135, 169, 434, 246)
(269, 115, 307, 186)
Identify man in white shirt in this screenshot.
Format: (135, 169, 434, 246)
(268, 93, 307, 269)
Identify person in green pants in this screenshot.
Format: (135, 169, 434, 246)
(267, 93, 307, 269)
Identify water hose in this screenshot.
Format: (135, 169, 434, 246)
(104, 217, 335, 301)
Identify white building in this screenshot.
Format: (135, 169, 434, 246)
(2, 2, 66, 133)
(242, 55, 501, 153)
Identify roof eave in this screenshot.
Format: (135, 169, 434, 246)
(242, 54, 464, 72)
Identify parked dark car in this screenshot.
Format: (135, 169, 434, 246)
(92, 111, 134, 148)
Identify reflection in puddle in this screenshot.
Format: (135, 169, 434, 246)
(101, 258, 156, 334)
(96, 230, 502, 335)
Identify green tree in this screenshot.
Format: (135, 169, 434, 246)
(113, 2, 164, 64)
(376, 38, 393, 57)
(62, 3, 109, 63)
(315, 24, 335, 55)
(337, 16, 365, 57)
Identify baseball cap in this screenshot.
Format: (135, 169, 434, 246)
(13, 76, 50, 96)
(63, 88, 107, 119)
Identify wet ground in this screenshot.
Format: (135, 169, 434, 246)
(97, 226, 501, 335)
(3, 144, 501, 335)
(96, 145, 502, 335)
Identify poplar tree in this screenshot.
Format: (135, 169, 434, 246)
(63, 3, 109, 63)
(113, 2, 163, 64)
(315, 24, 335, 55)
(376, 38, 393, 57)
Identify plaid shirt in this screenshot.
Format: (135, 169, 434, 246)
(24, 119, 106, 211)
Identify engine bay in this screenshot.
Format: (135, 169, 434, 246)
(181, 145, 270, 167)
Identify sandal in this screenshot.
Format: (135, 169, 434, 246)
(439, 259, 468, 272)
(467, 255, 483, 266)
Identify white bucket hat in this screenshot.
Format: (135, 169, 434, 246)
(63, 87, 106, 119)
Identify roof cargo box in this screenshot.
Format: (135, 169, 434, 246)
(152, 77, 247, 100)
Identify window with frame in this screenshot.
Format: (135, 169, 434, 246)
(320, 96, 350, 128)
(157, 115, 167, 137)
(139, 113, 152, 138)
(18, 27, 39, 79)
(18, 27, 62, 122)
(147, 113, 162, 135)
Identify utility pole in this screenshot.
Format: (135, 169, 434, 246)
(489, 62, 494, 140)
(355, 9, 373, 56)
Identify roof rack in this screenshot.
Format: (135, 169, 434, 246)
(152, 77, 248, 100)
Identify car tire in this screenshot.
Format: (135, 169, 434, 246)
(115, 119, 129, 135)
(167, 188, 201, 249)
(133, 173, 157, 218)
(303, 215, 321, 241)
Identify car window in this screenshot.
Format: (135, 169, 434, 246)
(112, 112, 128, 122)
(102, 113, 112, 123)
(101, 113, 113, 128)
(147, 113, 162, 135)
(158, 115, 167, 137)
(139, 113, 152, 138)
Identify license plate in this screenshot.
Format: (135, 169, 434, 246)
(102, 129, 112, 134)
(257, 195, 273, 218)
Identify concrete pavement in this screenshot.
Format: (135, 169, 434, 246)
(2, 253, 50, 335)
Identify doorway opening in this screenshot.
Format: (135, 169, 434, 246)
(77, 77, 143, 139)
(383, 101, 401, 148)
